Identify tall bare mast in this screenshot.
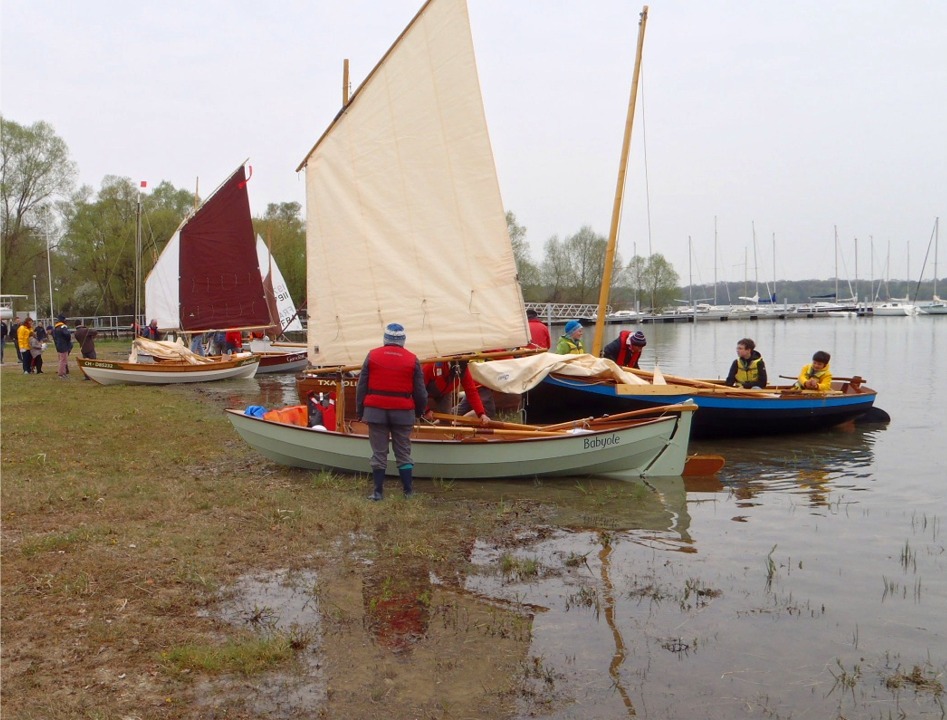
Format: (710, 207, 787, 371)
(592, 6, 648, 356)
(343, 59, 350, 106)
(713, 216, 718, 306)
(834, 226, 839, 299)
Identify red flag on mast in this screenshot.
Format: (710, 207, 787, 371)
(140, 180, 148, 188)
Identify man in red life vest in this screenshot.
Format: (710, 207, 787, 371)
(527, 309, 551, 350)
(356, 323, 428, 501)
(224, 330, 243, 354)
(602, 330, 647, 369)
(421, 360, 491, 424)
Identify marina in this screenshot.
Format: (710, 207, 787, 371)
(3, 0, 944, 714)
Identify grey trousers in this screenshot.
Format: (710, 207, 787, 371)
(367, 421, 414, 472)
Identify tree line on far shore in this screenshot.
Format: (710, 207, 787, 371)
(2, 116, 938, 319)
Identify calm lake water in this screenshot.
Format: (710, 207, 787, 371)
(212, 316, 945, 718)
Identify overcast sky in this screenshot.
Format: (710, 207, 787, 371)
(3, 0, 944, 284)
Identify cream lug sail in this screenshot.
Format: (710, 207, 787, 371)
(296, 0, 529, 368)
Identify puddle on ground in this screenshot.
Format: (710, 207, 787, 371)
(362, 556, 432, 652)
(198, 569, 325, 718)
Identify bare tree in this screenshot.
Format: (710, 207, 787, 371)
(1, 117, 76, 290)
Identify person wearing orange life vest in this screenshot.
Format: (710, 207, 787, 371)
(602, 330, 646, 369)
(356, 323, 428, 501)
(421, 360, 491, 424)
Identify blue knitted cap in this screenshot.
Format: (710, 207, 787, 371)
(383, 323, 406, 346)
(564, 320, 582, 336)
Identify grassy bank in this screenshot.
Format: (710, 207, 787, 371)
(0, 348, 551, 719)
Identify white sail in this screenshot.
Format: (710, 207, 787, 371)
(145, 229, 182, 329)
(297, 0, 528, 367)
(255, 236, 303, 333)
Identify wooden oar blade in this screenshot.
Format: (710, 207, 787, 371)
(683, 454, 726, 476)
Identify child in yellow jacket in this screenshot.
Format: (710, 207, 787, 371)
(793, 350, 832, 391)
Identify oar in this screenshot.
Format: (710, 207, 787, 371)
(626, 368, 722, 389)
(585, 403, 697, 426)
(414, 424, 567, 438)
(683, 454, 726, 476)
(779, 374, 868, 384)
(429, 411, 546, 431)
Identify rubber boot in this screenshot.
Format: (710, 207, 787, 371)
(399, 465, 414, 498)
(368, 468, 385, 501)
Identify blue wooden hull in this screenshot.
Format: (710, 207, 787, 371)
(526, 375, 877, 439)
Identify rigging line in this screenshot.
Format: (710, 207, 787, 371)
(638, 69, 655, 310)
(911, 220, 937, 303)
(140, 207, 161, 265)
(89, 219, 136, 318)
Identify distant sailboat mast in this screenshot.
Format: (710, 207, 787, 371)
(936, 217, 940, 301)
(713, 217, 718, 306)
(834, 225, 839, 301)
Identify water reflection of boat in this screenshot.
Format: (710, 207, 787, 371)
(700, 424, 882, 507)
(440, 474, 697, 547)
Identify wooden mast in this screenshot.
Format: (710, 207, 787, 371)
(592, 6, 649, 356)
(343, 58, 350, 106)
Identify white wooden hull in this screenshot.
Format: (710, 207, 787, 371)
(255, 350, 309, 374)
(224, 407, 694, 480)
(77, 355, 260, 385)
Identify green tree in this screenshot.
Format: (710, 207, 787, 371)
(141, 181, 198, 265)
(635, 253, 679, 311)
(58, 178, 194, 315)
(59, 178, 141, 315)
(0, 116, 77, 292)
(506, 210, 540, 291)
(253, 202, 306, 309)
(540, 226, 623, 303)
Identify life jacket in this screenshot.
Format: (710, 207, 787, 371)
(734, 353, 763, 385)
(307, 391, 337, 429)
(614, 331, 643, 368)
(423, 361, 461, 400)
(364, 346, 418, 410)
(557, 336, 584, 355)
(263, 405, 308, 426)
(796, 362, 832, 391)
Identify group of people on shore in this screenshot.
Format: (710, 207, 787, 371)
(1, 316, 98, 379)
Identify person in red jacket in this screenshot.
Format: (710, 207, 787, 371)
(602, 330, 647, 369)
(224, 330, 243, 354)
(527, 309, 551, 350)
(421, 360, 491, 424)
(356, 323, 428, 501)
